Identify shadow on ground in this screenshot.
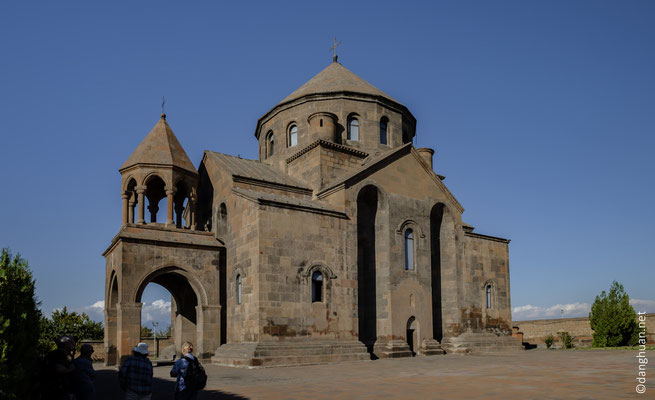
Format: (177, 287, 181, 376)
(95, 369, 249, 400)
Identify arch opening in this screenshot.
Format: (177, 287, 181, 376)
(174, 181, 190, 228)
(357, 185, 378, 357)
(136, 269, 202, 358)
(145, 176, 167, 223)
(430, 203, 444, 342)
(125, 179, 138, 224)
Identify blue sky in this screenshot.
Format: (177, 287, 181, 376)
(1, 1, 653, 328)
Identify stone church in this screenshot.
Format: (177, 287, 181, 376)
(103, 58, 521, 367)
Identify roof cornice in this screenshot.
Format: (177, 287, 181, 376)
(285, 139, 369, 164)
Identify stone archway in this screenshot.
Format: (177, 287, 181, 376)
(135, 267, 202, 357)
(103, 231, 223, 365)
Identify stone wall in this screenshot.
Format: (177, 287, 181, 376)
(82, 337, 174, 362)
(515, 313, 655, 346)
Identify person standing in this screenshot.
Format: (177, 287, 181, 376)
(170, 342, 205, 400)
(119, 342, 153, 400)
(44, 335, 76, 400)
(72, 343, 96, 400)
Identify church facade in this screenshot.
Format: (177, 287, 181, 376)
(103, 59, 521, 367)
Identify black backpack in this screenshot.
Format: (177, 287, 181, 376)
(183, 356, 207, 391)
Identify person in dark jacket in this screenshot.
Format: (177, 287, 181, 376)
(72, 343, 96, 400)
(170, 342, 198, 400)
(44, 335, 75, 400)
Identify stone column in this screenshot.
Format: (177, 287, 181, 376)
(128, 197, 135, 224)
(104, 308, 118, 366)
(121, 194, 129, 226)
(190, 196, 197, 230)
(174, 312, 196, 358)
(117, 302, 142, 364)
(196, 305, 221, 359)
(165, 189, 175, 227)
(136, 186, 146, 225)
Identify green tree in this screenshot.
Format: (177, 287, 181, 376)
(161, 324, 172, 337)
(141, 326, 154, 338)
(38, 307, 104, 354)
(0, 248, 41, 400)
(589, 281, 638, 347)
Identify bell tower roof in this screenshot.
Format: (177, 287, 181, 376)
(120, 114, 197, 174)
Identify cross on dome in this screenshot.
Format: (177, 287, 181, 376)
(330, 37, 341, 63)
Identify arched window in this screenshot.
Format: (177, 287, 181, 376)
(347, 117, 359, 141)
(311, 271, 323, 302)
(289, 124, 298, 147)
(266, 131, 274, 158)
(236, 274, 242, 305)
(486, 285, 492, 309)
(380, 117, 388, 145)
(404, 229, 414, 270)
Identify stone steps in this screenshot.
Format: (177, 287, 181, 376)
(441, 333, 524, 354)
(212, 341, 371, 367)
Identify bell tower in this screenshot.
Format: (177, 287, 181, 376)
(104, 113, 223, 366)
(119, 113, 199, 229)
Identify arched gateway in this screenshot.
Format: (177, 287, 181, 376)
(103, 114, 224, 365)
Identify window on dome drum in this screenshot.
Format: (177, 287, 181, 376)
(486, 285, 492, 309)
(380, 117, 388, 145)
(347, 117, 359, 141)
(404, 229, 414, 270)
(266, 131, 274, 157)
(237, 275, 242, 305)
(311, 271, 323, 302)
(289, 125, 298, 147)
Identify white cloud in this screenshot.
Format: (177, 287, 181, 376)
(77, 300, 105, 322)
(142, 299, 171, 323)
(630, 299, 655, 313)
(512, 302, 590, 321)
(90, 300, 104, 309)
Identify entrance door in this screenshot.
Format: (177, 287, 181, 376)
(406, 316, 418, 356)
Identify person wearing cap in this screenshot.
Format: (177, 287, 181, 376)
(118, 342, 153, 400)
(73, 343, 96, 400)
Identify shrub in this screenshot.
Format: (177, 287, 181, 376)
(545, 334, 554, 349)
(559, 331, 573, 349)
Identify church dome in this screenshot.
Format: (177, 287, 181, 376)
(255, 61, 416, 164)
(278, 61, 399, 105)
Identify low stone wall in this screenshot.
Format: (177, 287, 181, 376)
(81, 337, 174, 362)
(515, 313, 655, 347)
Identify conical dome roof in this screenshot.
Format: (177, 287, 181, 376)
(279, 62, 398, 104)
(120, 115, 197, 173)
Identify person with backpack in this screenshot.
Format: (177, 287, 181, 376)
(170, 342, 206, 399)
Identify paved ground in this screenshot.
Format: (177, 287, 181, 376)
(96, 349, 653, 399)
